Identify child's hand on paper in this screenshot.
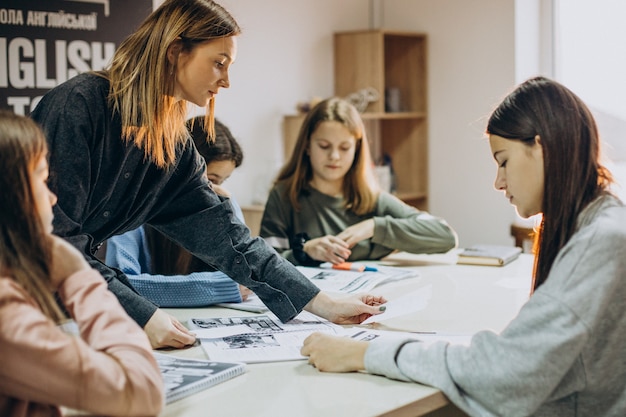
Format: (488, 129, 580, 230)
(301, 332, 368, 372)
(144, 308, 196, 349)
(239, 285, 252, 301)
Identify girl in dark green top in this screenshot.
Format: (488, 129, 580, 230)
(261, 97, 457, 266)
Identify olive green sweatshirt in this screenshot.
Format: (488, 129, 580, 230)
(260, 182, 457, 265)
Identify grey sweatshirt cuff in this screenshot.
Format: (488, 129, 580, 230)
(364, 338, 418, 381)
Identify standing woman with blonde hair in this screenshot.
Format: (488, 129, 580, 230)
(31, 0, 385, 350)
(261, 97, 456, 266)
(0, 111, 163, 416)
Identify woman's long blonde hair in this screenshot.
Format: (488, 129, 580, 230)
(276, 97, 379, 215)
(0, 110, 65, 322)
(107, 0, 241, 168)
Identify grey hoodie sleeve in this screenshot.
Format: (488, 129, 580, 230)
(365, 198, 626, 417)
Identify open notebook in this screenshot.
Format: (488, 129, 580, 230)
(153, 352, 246, 403)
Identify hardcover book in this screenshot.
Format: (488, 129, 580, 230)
(153, 352, 246, 403)
(457, 245, 522, 267)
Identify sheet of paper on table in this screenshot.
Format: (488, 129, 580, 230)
(362, 285, 433, 324)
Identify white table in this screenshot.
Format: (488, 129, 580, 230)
(157, 252, 533, 417)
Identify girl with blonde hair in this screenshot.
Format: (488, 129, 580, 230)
(261, 97, 457, 266)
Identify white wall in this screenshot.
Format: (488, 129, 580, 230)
(154, 0, 522, 247)
(555, 0, 626, 159)
(555, 0, 626, 122)
(554, 0, 626, 202)
(382, 0, 519, 246)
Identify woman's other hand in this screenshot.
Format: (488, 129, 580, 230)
(144, 308, 197, 349)
(211, 183, 231, 197)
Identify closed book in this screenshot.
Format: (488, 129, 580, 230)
(457, 245, 522, 267)
(153, 352, 246, 403)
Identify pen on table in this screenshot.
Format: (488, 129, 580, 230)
(320, 262, 378, 272)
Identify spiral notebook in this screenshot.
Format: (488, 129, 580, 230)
(153, 352, 246, 403)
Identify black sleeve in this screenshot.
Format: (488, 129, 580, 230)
(31, 76, 158, 327)
(64, 234, 158, 327)
(149, 154, 321, 323)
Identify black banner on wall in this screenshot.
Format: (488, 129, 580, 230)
(0, 0, 152, 114)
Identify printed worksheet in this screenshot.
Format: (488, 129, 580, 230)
(297, 265, 418, 293)
(189, 311, 346, 363)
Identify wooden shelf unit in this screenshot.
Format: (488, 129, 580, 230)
(335, 30, 429, 210)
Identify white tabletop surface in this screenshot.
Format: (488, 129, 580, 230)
(154, 251, 534, 417)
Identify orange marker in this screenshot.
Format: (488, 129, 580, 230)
(334, 262, 365, 272)
(321, 262, 378, 272)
